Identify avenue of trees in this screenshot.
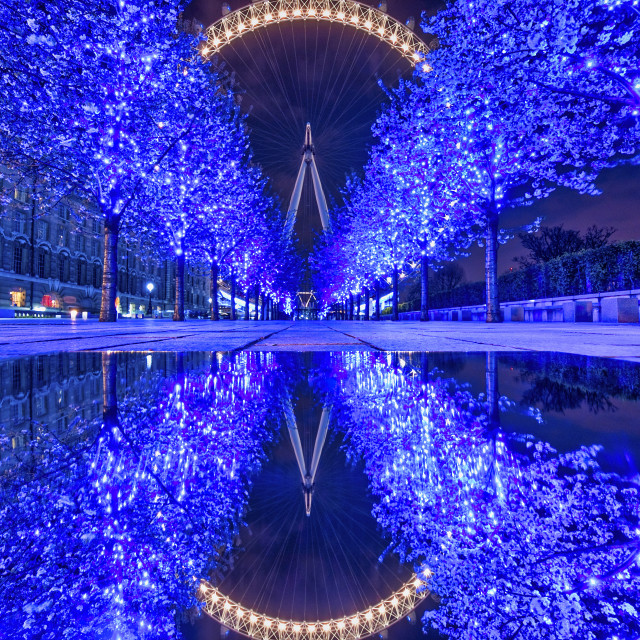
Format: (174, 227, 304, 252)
(312, 0, 640, 322)
(0, 0, 300, 322)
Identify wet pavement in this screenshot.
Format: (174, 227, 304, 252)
(1, 318, 640, 360)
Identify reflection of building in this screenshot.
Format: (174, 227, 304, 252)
(0, 352, 210, 472)
(0, 178, 210, 316)
(0, 353, 104, 467)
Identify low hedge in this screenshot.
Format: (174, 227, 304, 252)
(430, 241, 640, 308)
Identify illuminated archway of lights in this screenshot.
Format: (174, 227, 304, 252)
(200, 573, 431, 640)
(202, 0, 433, 69)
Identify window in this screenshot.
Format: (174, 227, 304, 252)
(42, 293, 61, 309)
(55, 225, 65, 246)
(92, 219, 101, 234)
(35, 395, 47, 416)
(36, 220, 49, 241)
(12, 362, 22, 393)
(9, 288, 26, 307)
(59, 205, 71, 221)
(36, 357, 46, 385)
(78, 258, 86, 285)
(37, 252, 46, 278)
(13, 244, 23, 273)
(59, 254, 69, 282)
(13, 214, 26, 235)
(14, 187, 29, 203)
(93, 265, 101, 288)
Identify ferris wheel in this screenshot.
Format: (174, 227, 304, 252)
(196, 0, 432, 251)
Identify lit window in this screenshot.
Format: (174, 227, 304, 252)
(9, 288, 26, 307)
(14, 187, 29, 203)
(42, 293, 61, 309)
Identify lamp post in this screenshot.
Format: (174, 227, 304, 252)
(146, 282, 154, 317)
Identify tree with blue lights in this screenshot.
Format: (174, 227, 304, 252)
(140, 96, 275, 321)
(312, 176, 383, 319)
(317, 170, 409, 321)
(369, 107, 477, 321)
(312, 205, 361, 318)
(403, 0, 639, 321)
(377, 67, 554, 321)
(0, 0, 237, 322)
(432, 0, 640, 162)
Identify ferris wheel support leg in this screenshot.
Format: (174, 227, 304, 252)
(285, 401, 308, 485)
(309, 158, 330, 232)
(285, 158, 307, 236)
(308, 405, 331, 484)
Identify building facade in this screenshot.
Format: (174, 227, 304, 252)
(0, 178, 210, 317)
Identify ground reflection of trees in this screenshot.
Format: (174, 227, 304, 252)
(507, 352, 640, 415)
(0, 351, 285, 640)
(2, 351, 639, 640)
(521, 377, 617, 414)
(329, 352, 640, 640)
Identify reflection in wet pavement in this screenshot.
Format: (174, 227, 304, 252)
(0, 351, 638, 640)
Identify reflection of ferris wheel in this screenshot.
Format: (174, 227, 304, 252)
(198, 0, 433, 253)
(200, 576, 430, 640)
(200, 395, 432, 639)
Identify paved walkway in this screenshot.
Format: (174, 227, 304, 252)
(1, 319, 640, 360)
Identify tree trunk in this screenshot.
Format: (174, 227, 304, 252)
(375, 280, 380, 320)
(486, 351, 500, 429)
(420, 254, 429, 322)
(485, 208, 501, 323)
(420, 352, 429, 385)
(29, 195, 36, 311)
(364, 286, 370, 321)
(244, 286, 250, 320)
(356, 293, 361, 320)
(254, 284, 260, 320)
(210, 351, 219, 377)
(102, 351, 118, 431)
(349, 293, 354, 320)
(230, 270, 236, 320)
(210, 260, 219, 321)
(100, 214, 120, 322)
(261, 294, 267, 320)
(392, 265, 399, 321)
(173, 252, 185, 321)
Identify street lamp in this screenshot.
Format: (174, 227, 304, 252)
(146, 282, 154, 316)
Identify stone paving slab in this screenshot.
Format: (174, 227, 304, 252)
(1, 318, 640, 360)
(0, 319, 289, 357)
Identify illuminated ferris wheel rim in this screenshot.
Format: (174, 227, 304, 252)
(202, 0, 433, 69)
(200, 572, 431, 640)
